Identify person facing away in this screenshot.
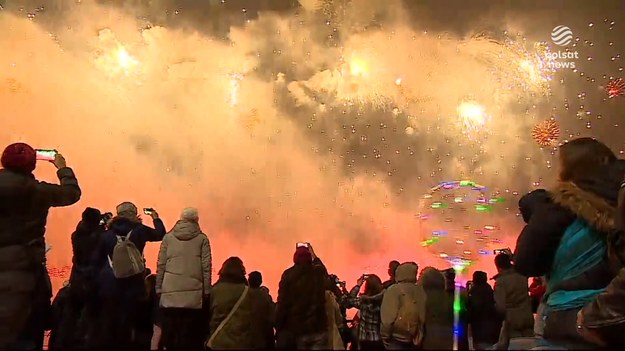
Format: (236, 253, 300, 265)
(418, 267, 454, 350)
(467, 271, 501, 350)
(88, 202, 166, 348)
(343, 274, 385, 350)
(380, 262, 426, 350)
(442, 268, 470, 349)
(248, 271, 276, 349)
(275, 244, 329, 350)
(492, 253, 534, 349)
(207, 256, 264, 350)
(383, 260, 400, 289)
(0, 143, 81, 349)
(324, 278, 345, 350)
(156, 207, 211, 349)
(514, 137, 625, 348)
(53, 207, 106, 349)
(577, 179, 625, 347)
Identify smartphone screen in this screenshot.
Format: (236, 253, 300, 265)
(35, 149, 57, 161)
(143, 208, 154, 215)
(296, 242, 309, 248)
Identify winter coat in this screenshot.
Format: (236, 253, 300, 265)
(91, 216, 166, 299)
(468, 282, 502, 346)
(249, 286, 275, 349)
(325, 291, 345, 350)
(419, 268, 454, 350)
(493, 268, 534, 338)
(380, 263, 427, 346)
(70, 220, 104, 295)
(582, 266, 625, 346)
(0, 168, 81, 347)
(156, 220, 211, 309)
(208, 276, 264, 349)
(275, 258, 328, 337)
(514, 160, 625, 345)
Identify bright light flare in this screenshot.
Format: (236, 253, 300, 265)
(518, 59, 546, 85)
(95, 44, 139, 77)
(115, 47, 138, 71)
(457, 101, 487, 132)
(349, 57, 369, 77)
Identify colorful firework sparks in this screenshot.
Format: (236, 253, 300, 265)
(607, 78, 625, 98)
(419, 180, 507, 263)
(531, 119, 560, 147)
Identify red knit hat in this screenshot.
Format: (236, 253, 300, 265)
(293, 246, 312, 264)
(1, 142, 37, 173)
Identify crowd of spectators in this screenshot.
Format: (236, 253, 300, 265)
(1, 138, 624, 350)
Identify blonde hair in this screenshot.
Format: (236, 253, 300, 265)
(180, 207, 199, 222)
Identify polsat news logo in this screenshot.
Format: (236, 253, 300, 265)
(547, 25, 579, 69)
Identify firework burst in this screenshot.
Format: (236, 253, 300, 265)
(607, 78, 625, 98)
(532, 119, 560, 147)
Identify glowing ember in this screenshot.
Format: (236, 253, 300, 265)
(532, 119, 560, 147)
(607, 78, 625, 98)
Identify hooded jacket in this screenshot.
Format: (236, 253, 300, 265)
(419, 268, 454, 350)
(0, 167, 80, 348)
(514, 160, 625, 345)
(208, 274, 266, 349)
(514, 161, 625, 282)
(156, 219, 212, 309)
(380, 263, 426, 346)
(493, 268, 534, 338)
(468, 273, 501, 346)
(91, 216, 166, 298)
(70, 208, 105, 290)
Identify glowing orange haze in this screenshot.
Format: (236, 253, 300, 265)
(0, 3, 530, 296)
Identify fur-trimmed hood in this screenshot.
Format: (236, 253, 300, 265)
(551, 181, 616, 233)
(550, 159, 625, 233)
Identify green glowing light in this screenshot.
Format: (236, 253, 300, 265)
(475, 204, 493, 211)
(421, 238, 440, 247)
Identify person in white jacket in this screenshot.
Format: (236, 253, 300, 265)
(155, 207, 212, 349)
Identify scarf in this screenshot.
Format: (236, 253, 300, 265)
(546, 218, 607, 311)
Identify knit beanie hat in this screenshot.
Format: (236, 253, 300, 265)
(1, 142, 36, 174)
(180, 207, 199, 222)
(293, 246, 312, 264)
(116, 202, 138, 218)
(82, 207, 102, 226)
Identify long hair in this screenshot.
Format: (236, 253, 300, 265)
(364, 274, 383, 296)
(218, 256, 246, 282)
(559, 137, 616, 182)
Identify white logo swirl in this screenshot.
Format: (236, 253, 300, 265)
(551, 25, 573, 46)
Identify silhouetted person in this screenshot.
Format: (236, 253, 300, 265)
(0, 143, 81, 349)
(382, 260, 400, 289)
(493, 254, 533, 349)
(467, 271, 501, 350)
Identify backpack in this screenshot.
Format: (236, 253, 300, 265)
(107, 230, 145, 278)
(394, 284, 424, 346)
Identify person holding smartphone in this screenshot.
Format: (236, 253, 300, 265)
(0, 142, 81, 349)
(89, 202, 167, 349)
(275, 242, 329, 349)
(343, 274, 385, 350)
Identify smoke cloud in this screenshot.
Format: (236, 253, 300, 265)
(4, 0, 620, 291)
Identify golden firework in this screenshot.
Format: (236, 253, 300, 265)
(532, 119, 560, 147)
